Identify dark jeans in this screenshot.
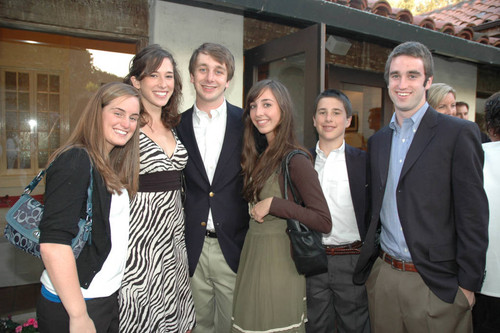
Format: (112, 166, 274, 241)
(36, 291, 119, 333)
(473, 293, 500, 333)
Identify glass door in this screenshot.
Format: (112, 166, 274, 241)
(244, 24, 325, 148)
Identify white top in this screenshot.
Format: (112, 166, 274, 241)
(314, 141, 360, 245)
(192, 99, 227, 231)
(480, 141, 500, 297)
(41, 189, 130, 298)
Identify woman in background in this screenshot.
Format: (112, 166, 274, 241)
(119, 44, 195, 332)
(232, 79, 331, 333)
(37, 82, 141, 333)
(427, 83, 457, 116)
(473, 91, 500, 333)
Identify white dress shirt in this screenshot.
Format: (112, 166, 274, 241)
(480, 141, 500, 297)
(315, 141, 360, 245)
(193, 99, 227, 231)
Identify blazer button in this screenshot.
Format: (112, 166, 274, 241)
(209, 192, 215, 197)
(201, 221, 207, 227)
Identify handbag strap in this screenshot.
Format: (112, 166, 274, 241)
(282, 149, 310, 204)
(23, 163, 53, 195)
(85, 166, 94, 220)
(23, 162, 93, 220)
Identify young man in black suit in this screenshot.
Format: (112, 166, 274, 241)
(176, 43, 249, 333)
(354, 41, 488, 332)
(306, 89, 370, 333)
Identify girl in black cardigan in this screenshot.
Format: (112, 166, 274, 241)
(37, 82, 141, 333)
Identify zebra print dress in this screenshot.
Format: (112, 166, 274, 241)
(119, 131, 196, 332)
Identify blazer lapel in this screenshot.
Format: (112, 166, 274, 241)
(179, 108, 210, 183)
(400, 107, 437, 180)
(212, 104, 243, 183)
(377, 127, 393, 188)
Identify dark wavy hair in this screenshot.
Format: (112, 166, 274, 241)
(124, 44, 182, 129)
(241, 79, 310, 202)
(485, 91, 500, 137)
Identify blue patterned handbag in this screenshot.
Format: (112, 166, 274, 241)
(4, 165, 94, 258)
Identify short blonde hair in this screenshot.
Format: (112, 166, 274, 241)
(427, 83, 456, 110)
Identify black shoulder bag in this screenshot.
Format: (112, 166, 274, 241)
(283, 150, 328, 277)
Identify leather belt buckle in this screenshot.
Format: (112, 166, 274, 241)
(380, 250, 417, 273)
(205, 230, 217, 238)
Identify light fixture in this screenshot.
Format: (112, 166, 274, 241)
(326, 35, 352, 56)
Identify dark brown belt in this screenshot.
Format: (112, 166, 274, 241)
(205, 230, 217, 238)
(379, 250, 418, 272)
(324, 240, 362, 256)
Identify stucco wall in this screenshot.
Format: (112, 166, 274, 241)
(433, 55, 478, 120)
(149, 1, 244, 111)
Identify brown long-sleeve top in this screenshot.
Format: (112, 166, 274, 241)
(268, 153, 332, 234)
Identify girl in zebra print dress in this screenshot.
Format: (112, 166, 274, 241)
(119, 45, 195, 332)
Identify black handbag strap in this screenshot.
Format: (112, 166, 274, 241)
(282, 149, 310, 204)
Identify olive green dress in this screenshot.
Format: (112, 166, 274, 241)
(232, 173, 306, 333)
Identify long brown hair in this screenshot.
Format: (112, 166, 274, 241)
(124, 44, 182, 129)
(241, 79, 308, 202)
(48, 82, 141, 196)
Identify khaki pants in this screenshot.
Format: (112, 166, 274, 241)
(191, 237, 236, 333)
(366, 257, 472, 333)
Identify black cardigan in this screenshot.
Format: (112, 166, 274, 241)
(39, 148, 112, 289)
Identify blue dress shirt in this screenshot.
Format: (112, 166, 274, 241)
(380, 103, 429, 261)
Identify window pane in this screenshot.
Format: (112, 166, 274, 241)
(49, 131, 60, 149)
(19, 112, 31, 131)
(49, 94, 59, 111)
(49, 112, 60, 130)
(37, 74, 48, 91)
(20, 151, 31, 169)
(37, 112, 48, 131)
(6, 111, 18, 130)
(38, 132, 49, 150)
(19, 132, 31, 150)
(5, 92, 17, 110)
(6, 132, 20, 169)
(18, 72, 29, 91)
(37, 93, 48, 111)
(5, 71, 16, 90)
(19, 92, 30, 110)
(38, 151, 49, 169)
(49, 75, 59, 92)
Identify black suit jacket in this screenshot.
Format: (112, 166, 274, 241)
(354, 106, 489, 303)
(176, 102, 249, 275)
(310, 143, 369, 240)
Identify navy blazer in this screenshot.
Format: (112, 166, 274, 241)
(354, 107, 489, 303)
(176, 102, 249, 275)
(310, 143, 369, 240)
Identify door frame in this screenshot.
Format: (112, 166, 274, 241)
(244, 23, 325, 148)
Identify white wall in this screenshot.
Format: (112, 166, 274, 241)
(433, 55, 478, 120)
(149, 1, 244, 112)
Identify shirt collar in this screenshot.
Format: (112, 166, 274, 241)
(389, 102, 428, 131)
(193, 98, 227, 123)
(315, 140, 345, 159)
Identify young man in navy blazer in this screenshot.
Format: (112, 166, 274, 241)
(354, 41, 489, 332)
(176, 43, 249, 333)
(306, 89, 370, 333)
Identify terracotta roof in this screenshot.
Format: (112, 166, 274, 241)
(323, 0, 500, 47)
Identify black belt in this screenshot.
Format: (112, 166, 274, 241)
(138, 170, 181, 192)
(205, 230, 217, 238)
